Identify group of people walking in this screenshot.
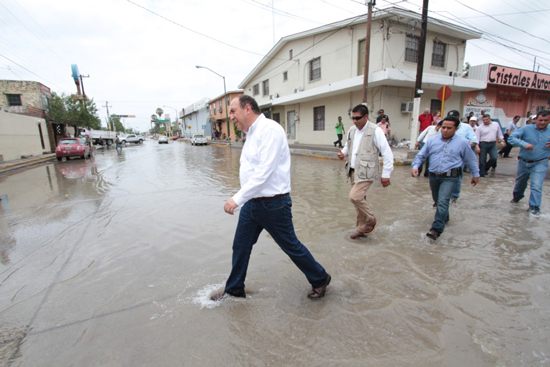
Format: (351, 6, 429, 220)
(210, 95, 549, 304)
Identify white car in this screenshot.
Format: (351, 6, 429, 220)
(158, 136, 168, 144)
(120, 134, 144, 144)
(191, 134, 207, 146)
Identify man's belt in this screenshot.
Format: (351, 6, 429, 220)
(252, 193, 289, 202)
(480, 141, 496, 143)
(430, 167, 462, 177)
(518, 157, 547, 163)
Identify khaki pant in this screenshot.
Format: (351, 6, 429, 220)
(349, 174, 376, 233)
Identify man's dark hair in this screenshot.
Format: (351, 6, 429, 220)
(514, 115, 521, 119)
(482, 113, 491, 119)
(537, 110, 550, 117)
(442, 116, 460, 127)
(352, 104, 369, 116)
(238, 95, 260, 114)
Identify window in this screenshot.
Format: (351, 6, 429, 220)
(405, 35, 420, 63)
(273, 113, 280, 124)
(6, 94, 22, 106)
(289, 49, 293, 60)
(358, 39, 366, 75)
(262, 79, 269, 96)
(432, 40, 446, 68)
(310, 57, 321, 81)
(252, 84, 259, 96)
(313, 106, 325, 131)
(283, 71, 288, 82)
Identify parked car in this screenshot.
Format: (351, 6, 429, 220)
(158, 136, 168, 144)
(191, 134, 208, 146)
(56, 138, 91, 161)
(119, 134, 144, 144)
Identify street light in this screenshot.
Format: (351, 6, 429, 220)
(163, 105, 180, 136)
(195, 65, 230, 144)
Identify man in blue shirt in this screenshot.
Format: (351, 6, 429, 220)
(411, 116, 480, 240)
(508, 110, 550, 215)
(446, 110, 479, 203)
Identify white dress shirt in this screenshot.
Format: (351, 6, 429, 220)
(232, 114, 291, 206)
(341, 121, 394, 178)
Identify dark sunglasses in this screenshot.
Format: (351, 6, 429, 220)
(352, 115, 365, 121)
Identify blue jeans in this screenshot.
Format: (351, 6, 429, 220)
(512, 159, 549, 211)
(452, 144, 476, 198)
(429, 174, 459, 234)
(224, 194, 327, 296)
(479, 142, 498, 176)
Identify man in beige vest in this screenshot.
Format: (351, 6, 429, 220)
(338, 104, 394, 239)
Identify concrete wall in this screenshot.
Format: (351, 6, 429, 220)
(0, 109, 51, 162)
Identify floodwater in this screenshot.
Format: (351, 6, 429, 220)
(0, 141, 549, 367)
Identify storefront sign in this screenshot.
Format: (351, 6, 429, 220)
(488, 64, 550, 91)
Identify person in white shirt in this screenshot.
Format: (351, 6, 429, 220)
(211, 95, 331, 302)
(338, 104, 394, 239)
(415, 120, 443, 177)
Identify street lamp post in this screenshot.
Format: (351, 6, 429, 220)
(195, 65, 230, 144)
(163, 105, 180, 137)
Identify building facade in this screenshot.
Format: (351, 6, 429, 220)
(0, 80, 55, 161)
(465, 64, 550, 124)
(182, 98, 210, 137)
(238, 7, 485, 144)
(206, 90, 243, 141)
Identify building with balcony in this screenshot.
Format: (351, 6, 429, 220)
(207, 90, 243, 141)
(238, 7, 485, 144)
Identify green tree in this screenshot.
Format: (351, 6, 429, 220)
(45, 92, 101, 135)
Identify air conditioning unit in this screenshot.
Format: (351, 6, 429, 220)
(401, 101, 414, 113)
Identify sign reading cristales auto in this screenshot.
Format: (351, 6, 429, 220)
(487, 64, 550, 91)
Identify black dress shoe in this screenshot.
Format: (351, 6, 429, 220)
(426, 230, 440, 240)
(210, 290, 246, 301)
(308, 274, 331, 299)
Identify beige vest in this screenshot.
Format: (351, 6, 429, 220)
(346, 123, 380, 183)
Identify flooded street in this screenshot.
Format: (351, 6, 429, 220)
(1, 141, 549, 366)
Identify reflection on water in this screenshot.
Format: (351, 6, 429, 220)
(0, 141, 549, 366)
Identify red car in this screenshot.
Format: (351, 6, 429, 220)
(56, 138, 91, 161)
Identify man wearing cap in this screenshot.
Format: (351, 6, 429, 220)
(499, 115, 520, 158)
(411, 116, 480, 240)
(475, 114, 506, 177)
(446, 110, 478, 202)
(338, 104, 394, 239)
(508, 111, 550, 215)
(469, 116, 478, 132)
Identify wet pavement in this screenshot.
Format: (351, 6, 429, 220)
(1, 141, 549, 366)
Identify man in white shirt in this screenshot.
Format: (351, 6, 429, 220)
(338, 104, 394, 239)
(499, 115, 520, 158)
(475, 114, 506, 177)
(211, 95, 331, 301)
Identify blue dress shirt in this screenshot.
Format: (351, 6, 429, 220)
(455, 123, 478, 144)
(413, 134, 480, 177)
(508, 125, 550, 161)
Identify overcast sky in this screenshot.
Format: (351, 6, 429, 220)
(1, 0, 548, 132)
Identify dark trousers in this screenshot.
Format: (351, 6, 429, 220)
(224, 194, 327, 296)
(429, 174, 459, 234)
(334, 134, 343, 148)
(499, 134, 513, 157)
(479, 142, 498, 176)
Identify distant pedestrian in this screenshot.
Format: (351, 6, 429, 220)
(334, 116, 344, 148)
(415, 120, 443, 177)
(508, 111, 550, 215)
(475, 114, 505, 177)
(433, 110, 442, 124)
(411, 116, 480, 240)
(338, 104, 394, 239)
(211, 95, 331, 301)
(499, 115, 520, 158)
(418, 108, 434, 132)
(469, 116, 478, 131)
(376, 109, 391, 139)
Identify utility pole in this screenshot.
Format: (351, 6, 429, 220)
(409, 0, 429, 150)
(362, 0, 375, 104)
(103, 102, 113, 131)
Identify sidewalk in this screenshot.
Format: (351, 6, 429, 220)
(0, 153, 57, 175)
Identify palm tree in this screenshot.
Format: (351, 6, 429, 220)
(156, 108, 163, 120)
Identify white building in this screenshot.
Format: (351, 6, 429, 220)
(238, 7, 485, 144)
(182, 98, 210, 137)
